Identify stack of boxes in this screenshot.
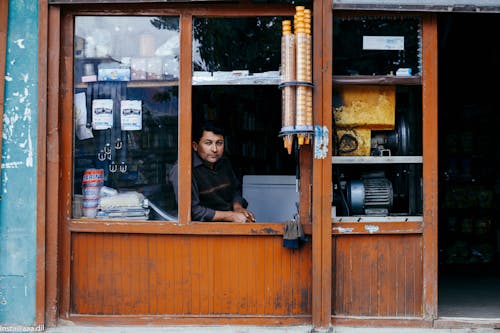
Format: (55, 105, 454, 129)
(82, 168, 104, 218)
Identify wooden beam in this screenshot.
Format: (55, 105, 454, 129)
(37, 0, 49, 327)
(421, 13, 439, 322)
(178, 13, 193, 224)
(45, 4, 61, 326)
(311, 0, 333, 329)
(319, 0, 333, 328)
(59, 9, 75, 320)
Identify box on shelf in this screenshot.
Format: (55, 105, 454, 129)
(147, 57, 163, 80)
(131, 57, 147, 80)
(97, 63, 130, 81)
(334, 85, 396, 130)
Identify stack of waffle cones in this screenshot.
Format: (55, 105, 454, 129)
(280, 6, 313, 154)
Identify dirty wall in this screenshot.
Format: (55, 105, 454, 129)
(0, 0, 38, 326)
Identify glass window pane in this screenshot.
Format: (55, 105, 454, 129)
(193, 17, 284, 73)
(190, 17, 298, 223)
(333, 16, 422, 76)
(72, 16, 179, 221)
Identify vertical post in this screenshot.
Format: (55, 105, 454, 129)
(178, 13, 193, 224)
(37, 0, 49, 327)
(422, 13, 439, 321)
(312, 0, 333, 330)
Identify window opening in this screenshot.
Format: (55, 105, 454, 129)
(188, 16, 299, 222)
(332, 15, 423, 220)
(72, 16, 180, 220)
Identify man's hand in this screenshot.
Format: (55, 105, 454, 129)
(233, 203, 256, 223)
(212, 209, 255, 223)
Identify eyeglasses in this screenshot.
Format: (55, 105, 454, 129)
(122, 108, 141, 115)
(94, 107, 112, 114)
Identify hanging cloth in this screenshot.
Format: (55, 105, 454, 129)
(283, 213, 308, 249)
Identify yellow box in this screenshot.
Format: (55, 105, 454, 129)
(334, 85, 396, 130)
(336, 128, 371, 156)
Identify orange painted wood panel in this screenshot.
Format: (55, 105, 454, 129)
(332, 234, 423, 317)
(71, 233, 312, 316)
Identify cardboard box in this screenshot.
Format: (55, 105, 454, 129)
(97, 67, 130, 81)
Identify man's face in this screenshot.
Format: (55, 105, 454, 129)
(193, 130, 224, 167)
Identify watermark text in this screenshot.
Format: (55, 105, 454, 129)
(0, 325, 44, 332)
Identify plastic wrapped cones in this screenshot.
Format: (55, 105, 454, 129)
(281, 20, 296, 154)
(280, 6, 313, 153)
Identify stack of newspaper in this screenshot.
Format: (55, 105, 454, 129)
(97, 191, 149, 220)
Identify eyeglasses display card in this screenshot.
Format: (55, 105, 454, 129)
(92, 99, 114, 130)
(121, 100, 142, 131)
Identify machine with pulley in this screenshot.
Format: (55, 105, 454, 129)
(332, 85, 422, 217)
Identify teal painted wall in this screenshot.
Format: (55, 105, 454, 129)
(0, 0, 38, 326)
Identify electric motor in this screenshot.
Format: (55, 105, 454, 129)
(347, 177, 393, 216)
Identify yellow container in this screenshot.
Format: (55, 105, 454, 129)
(334, 85, 396, 130)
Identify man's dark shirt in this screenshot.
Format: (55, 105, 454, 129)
(170, 152, 246, 221)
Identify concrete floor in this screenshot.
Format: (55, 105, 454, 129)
(40, 272, 500, 332)
(43, 326, 499, 333)
(438, 273, 500, 318)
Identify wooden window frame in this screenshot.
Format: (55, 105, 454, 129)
(57, 3, 311, 235)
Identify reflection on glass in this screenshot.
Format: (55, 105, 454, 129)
(333, 16, 422, 76)
(72, 16, 179, 221)
(75, 16, 180, 82)
(190, 17, 296, 222)
(192, 17, 286, 74)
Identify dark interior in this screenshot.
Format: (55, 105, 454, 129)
(437, 13, 500, 318)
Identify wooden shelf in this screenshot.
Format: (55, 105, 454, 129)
(75, 80, 179, 89)
(333, 75, 422, 85)
(331, 220, 423, 235)
(332, 156, 423, 164)
(193, 76, 280, 86)
(332, 216, 423, 222)
(75, 76, 281, 89)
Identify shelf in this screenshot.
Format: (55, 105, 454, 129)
(193, 76, 280, 86)
(75, 80, 179, 89)
(331, 220, 423, 235)
(332, 156, 423, 164)
(74, 76, 281, 89)
(332, 216, 423, 222)
(333, 75, 422, 85)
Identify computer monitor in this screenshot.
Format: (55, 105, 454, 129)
(242, 175, 299, 223)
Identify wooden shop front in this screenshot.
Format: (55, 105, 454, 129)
(41, 0, 439, 330)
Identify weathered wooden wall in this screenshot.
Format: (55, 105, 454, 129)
(333, 235, 423, 317)
(71, 233, 312, 317)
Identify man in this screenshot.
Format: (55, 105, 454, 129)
(170, 122, 255, 223)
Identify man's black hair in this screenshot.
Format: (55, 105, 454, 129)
(192, 121, 225, 143)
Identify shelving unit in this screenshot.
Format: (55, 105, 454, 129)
(331, 15, 424, 222)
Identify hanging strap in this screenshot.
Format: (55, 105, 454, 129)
(93, 83, 107, 162)
(118, 83, 128, 173)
